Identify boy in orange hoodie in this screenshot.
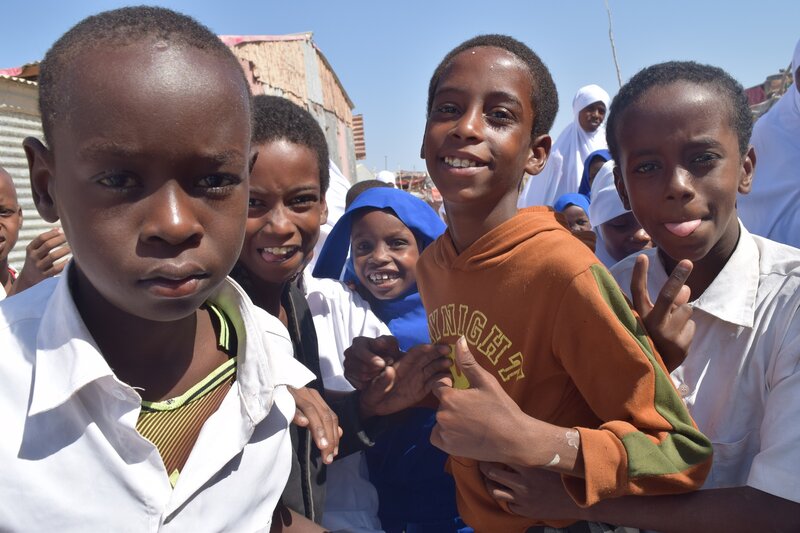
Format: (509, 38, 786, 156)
(415, 34, 712, 532)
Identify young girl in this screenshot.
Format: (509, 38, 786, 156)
(588, 159, 652, 266)
(577, 148, 611, 198)
(518, 84, 610, 207)
(313, 188, 469, 533)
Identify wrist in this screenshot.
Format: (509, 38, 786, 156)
(358, 393, 378, 421)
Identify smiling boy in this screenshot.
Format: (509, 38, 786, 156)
(0, 7, 314, 530)
(415, 35, 711, 532)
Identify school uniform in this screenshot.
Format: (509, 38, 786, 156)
(610, 223, 800, 503)
(0, 265, 16, 301)
(0, 265, 314, 531)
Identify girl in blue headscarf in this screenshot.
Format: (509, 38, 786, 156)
(314, 188, 470, 533)
(577, 148, 612, 199)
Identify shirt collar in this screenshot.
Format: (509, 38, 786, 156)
(689, 221, 759, 328)
(29, 265, 308, 421)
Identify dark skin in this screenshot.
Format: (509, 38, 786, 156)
(24, 42, 253, 401)
(482, 81, 800, 530)
(0, 167, 22, 294)
(8, 227, 71, 296)
(422, 46, 550, 254)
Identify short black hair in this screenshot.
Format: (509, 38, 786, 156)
(345, 179, 392, 209)
(38, 6, 249, 147)
(607, 61, 752, 160)
(251, 95, 330, 194)
(426, 34, 558, 138)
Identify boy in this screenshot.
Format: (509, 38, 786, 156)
(415, 35, 712, 532)
(0, 7, 316, 530)
(0, 166, 22, 297)
(481, 61, 800, 532)
(0, 165, 71, 299)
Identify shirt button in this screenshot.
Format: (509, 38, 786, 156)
(678, 384, 691, 397)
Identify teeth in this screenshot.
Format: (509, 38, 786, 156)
(263, 246, 294, 256)
(444, 156, 480, 168)
(368, 272, 398, 282)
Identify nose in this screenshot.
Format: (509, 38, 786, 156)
(368, 242, 391, 264)
(631, 226, 651, 244)
(665, 167, 695, 202)
(259, 205, 293, 237)
(140, 181, 203, 246)
(452, 106, 484, 141)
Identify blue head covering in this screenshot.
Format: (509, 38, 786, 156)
(313, 188, 446, 350)
(554, 192, 591, 215)
(577, 149, 612, 198)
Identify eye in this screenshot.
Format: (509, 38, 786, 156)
(353, 240, 373, 254)
(97, 173, 139, 189)
(248, 197, 265, 209)
(0, 207, 17, 217)
(390, 238, 410, 248)
(486, 108, 514, 124)
(197, 174, 241, 198)
(289, 194, 319, 209)
(633, 162, 659, 174)
(692, 152, 720, 165)
(433, 103, 459, 116)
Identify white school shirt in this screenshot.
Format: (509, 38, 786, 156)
(304, 275, 390, 533)
(0, 268, 314, 532)
(610, 224, 800, 503)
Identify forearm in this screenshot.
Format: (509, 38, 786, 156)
(581, 486, 800, 533)
(270, 505, 328, 532)
(512, 419, 584, 478)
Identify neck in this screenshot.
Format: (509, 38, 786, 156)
(69, 265, 221, 401)
(244, 273, 288, 323)
(658, 225, 740, 300)
(444, 193, 518, 253)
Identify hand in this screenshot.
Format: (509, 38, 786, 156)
(9, 227, 71, 295)
(479, 462, 583, 521)
(359, 343, 453, 418)
(343, 335, 402, 390)
(288, 386, 342, 464)
(631, 255, 695, 372)
(430, 337, 534, 464)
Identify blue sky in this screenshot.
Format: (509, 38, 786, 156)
(2, 0, 797, 174)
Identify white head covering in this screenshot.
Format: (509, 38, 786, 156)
(736, 38, 800, 247)
(588, 160, 627, 267)
(376, 170, 397, 187)
(518, 84, 611, 208)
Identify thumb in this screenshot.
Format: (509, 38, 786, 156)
(453, 336, 491, 388)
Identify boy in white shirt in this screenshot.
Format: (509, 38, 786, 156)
(0, 7, 316, 531)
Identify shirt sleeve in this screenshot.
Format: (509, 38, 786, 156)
(552, 264, 713, 506)
(747, 309, 800, 503)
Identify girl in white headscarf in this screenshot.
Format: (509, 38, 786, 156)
(588, 160, 652, 267)
(519, 84, 610, 208)
(737, 38, 800, 247)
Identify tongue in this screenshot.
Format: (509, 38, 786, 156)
(665, 219, 701, 237)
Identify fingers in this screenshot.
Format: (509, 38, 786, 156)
(631, 254, 654, 318)
(288, 387, 339, 464)
(452, 336, 493, 388)
(343, 335, 400, 389)
(650, 259, 693, 321)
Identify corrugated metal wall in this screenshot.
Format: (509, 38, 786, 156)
(0, 77, 54, 271)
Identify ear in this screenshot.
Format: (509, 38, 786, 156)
(319, 195, 328, 226)
(737, 146, 756, 195)
(524, 134, 552, 176)
(613, 165, 632, 210)
(22, 137, 59, 223)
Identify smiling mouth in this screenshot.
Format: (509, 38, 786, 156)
(368, 272, 400, 285)
(259, 246, 299, 262)
(443, 156, 486, 169)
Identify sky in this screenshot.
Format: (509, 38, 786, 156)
(2, 0, 798, 175)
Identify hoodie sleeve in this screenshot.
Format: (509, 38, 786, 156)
(552, 264, 712, 506)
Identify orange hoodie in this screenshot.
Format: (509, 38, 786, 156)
(416, 207, 711, 532)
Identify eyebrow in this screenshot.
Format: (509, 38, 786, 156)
(78, 141, 244, 165)
(434, 86, 524, 108)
